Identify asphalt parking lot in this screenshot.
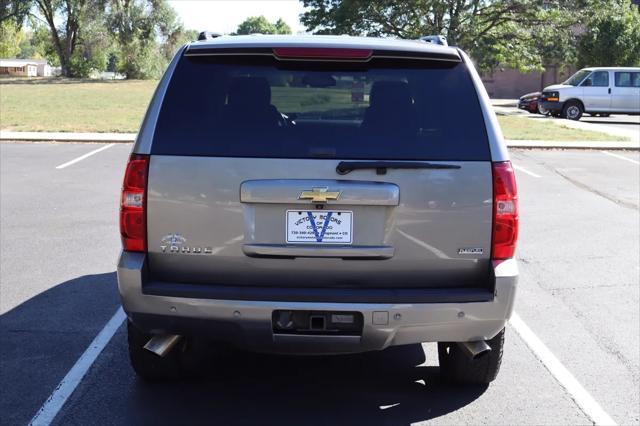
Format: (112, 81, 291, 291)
(1, 142, 638, 425)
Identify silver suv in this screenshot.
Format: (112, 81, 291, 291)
(118, 35, 519, 384)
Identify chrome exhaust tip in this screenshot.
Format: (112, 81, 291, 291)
(144, 334, 182, 357)
(458, 340, 492, 360)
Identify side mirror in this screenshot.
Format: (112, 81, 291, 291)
(583, 79, 592, 87)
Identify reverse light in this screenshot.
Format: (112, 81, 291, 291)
(492, 161, 519, 260)
(120, 154, 149, 252)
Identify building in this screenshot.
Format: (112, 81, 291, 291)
(481, 65, 577, 99)
(0, 59, 52, 77)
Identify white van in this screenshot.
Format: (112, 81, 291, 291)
(539, 67, 640, 120)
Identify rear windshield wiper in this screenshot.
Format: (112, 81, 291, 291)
(336, 161, 461, 175)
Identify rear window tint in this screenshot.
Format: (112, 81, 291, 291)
(152, 54, 490, 160)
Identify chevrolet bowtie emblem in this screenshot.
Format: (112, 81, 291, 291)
(298, 187, 341, 203)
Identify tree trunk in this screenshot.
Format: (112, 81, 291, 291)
(36, 0, 82, 77)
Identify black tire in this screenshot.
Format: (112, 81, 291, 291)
(562, 100, 583, 120)
(438, 328, 505, 385)
(127, 320, 184, 381)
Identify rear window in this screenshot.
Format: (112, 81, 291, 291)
(151, 53, 490, 160)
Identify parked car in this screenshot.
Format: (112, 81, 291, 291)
(518, 91, 549, 115)
(118, 35, 519, 384)
(540, 67, 640, 120)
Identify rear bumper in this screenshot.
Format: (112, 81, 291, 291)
(117, 252, 518, 354)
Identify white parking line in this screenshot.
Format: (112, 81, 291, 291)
(512, 164, 542, 178)
(601, 150, 640, 165)
(510, 312, 617, 426)
(29, 307, 126, 426)
(55, 144, 115, 169)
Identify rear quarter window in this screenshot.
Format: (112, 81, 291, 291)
(151, 53, 490, 161)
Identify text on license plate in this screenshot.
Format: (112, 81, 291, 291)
(286, 210, 353, 244)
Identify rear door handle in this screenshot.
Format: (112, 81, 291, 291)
(608, 87, 611, 94)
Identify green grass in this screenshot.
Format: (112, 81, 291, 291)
(0, 78, 628, 141)
(497, 115, 627, 141)
(0, 78, 158, 133)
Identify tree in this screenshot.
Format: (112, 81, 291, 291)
(33, 0, 106, 77)
(0, 0, 31, 24)
(274, 18, 292, 34)
(0, 19, 23, 57)
(107, 0, 185, 79)
(18, 20, 61, 65)
(236, 15, 292, 34)
(300, 0, 587, 73)
(578, 0, 640, 67)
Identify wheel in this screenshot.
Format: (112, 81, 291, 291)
(127, 320, 184, 381)
(438, 328, 505, 385)
(562, 101, 583, 120)
(537, 105, 549, 115)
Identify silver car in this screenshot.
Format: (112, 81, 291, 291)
(117, 34, 519, 384)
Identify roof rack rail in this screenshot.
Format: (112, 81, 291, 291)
(197, 31, 222, 41)
(420, 35, 448, 46)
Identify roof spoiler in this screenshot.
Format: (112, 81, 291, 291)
(197, 31, 222, 41)
(420, 35, 448, 46)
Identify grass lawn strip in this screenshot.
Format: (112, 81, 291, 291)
(1, 78, 627, 141)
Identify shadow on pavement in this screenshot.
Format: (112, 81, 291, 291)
(124, 345, 487, 425)
(0, 272, 121, 426)
(1, 272, 487, 425)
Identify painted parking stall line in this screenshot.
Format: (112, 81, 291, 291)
(509, 312, 617, 426)
(512, 163, 542, 178)
(601, 150, 640, 165)
(29, 307, 126, 426)
(55, 143, 115, 169)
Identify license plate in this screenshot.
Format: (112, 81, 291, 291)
(286, 210, 352, 244)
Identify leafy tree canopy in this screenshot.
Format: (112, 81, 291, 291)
(300, 0, 595, 72)
(107, 0, 194, 79)
(578, 0, 640, 67)
(0, 19, 23, 57)
(236, 15, 292, 35)
(0, 0, 31, 24)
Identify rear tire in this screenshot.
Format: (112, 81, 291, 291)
(562, 101, 583, 120)
(438, 328, 505, 385)
(127, 320, 184, 381)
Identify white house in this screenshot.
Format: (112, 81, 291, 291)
(0, 59, 52, 77)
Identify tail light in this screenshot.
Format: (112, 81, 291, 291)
(120, 154, 149, 252)
(273, 47, 372, 60)
(492, 161, 519, 260)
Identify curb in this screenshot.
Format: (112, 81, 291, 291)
(506, 140, 640, 150)
(0, 131, 136, 143)
(1, 132, 638, 150)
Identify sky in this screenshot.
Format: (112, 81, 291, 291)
(167, 0, 308, 35)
